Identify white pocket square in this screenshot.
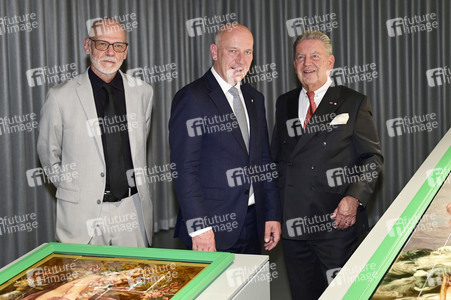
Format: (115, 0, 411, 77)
(330, 113, 349, 125)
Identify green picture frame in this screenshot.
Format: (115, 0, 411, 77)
(0, 242, 234, 299)
(345, 140, 451, 298)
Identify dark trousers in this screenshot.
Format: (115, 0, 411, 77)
(282, 237, 359, 300)
(217, 205, 261, 254)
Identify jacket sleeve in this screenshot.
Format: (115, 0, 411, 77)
(346, 96, 384, 206)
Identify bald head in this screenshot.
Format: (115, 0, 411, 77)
(214, 23, 253, 47)
(210, 24, 254, 85)
(88, 18, 127, 41)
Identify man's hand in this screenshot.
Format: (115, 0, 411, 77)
(192, 229, 216, 251)
(331, 196, 360, 230)
(264, 221, 281, 251)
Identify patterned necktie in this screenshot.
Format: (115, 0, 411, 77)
(103, 84, 128, 199)
(304, 91, 317, 129)
(229, 86, 249, 152)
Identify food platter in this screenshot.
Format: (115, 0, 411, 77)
(0, 243, 234, 299)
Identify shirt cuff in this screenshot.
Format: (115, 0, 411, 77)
(189, 226, 212, 237)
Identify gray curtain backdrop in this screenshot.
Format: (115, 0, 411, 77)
(0, 0, 449, 267)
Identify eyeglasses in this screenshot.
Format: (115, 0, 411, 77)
(89, 38, 128, 53)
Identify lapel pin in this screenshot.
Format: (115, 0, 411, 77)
(329, 101, 337, 105)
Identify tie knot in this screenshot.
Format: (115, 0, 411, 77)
(103, 84, 113, 94)
(306, 91, 315, 103)
(229, 86, 239, 98)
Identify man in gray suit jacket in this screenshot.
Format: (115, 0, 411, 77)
(37, 18, 153, 246)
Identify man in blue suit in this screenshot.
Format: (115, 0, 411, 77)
(169, 24, 281, 253)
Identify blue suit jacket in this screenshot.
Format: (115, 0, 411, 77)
(169, 70, 281, 250)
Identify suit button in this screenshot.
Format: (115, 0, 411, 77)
(310, 186, 316, 191)
(100, 172, 105, 177)
(288, 162, 293, 166)
(282, 140, 287, 144)
(245, 190, 249, 195)
(322, 141, 327, 146)
(97, 199, 101, 204)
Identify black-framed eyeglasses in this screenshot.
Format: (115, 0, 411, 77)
(89, 38, 128, 53)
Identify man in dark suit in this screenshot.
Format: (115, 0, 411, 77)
(169, 24, 281, 254)
(271, 30, 383, 299)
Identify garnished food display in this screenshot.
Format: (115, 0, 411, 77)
(0, 254, 207, 299)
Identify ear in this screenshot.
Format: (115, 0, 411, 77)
(328, 54, 335, 70)
(84, 38, 90, 55)
(210, 43, 218, 61)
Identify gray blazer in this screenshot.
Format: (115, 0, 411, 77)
(37, 69, 153, 244)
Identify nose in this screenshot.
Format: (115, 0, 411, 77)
(235, 52, 244, 64)
(105, 44, 115, 56)
(303, 56, 312, 66)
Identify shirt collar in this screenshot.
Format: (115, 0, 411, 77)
(301, 76, 332, 97)
(88, 67, 124, 92)
(211, 66, 241, 95)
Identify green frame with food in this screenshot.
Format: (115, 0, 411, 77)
(344, 143, 451, 299)
(0, 242, 235, 299)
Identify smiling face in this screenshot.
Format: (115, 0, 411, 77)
(210, 25, 254, 86)
(293, 39, 335, 91)
(84, 20, 128, 82)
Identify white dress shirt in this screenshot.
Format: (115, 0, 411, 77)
(298, 77, 333, 123)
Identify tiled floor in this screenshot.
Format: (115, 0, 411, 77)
(152, 229, 292, 299)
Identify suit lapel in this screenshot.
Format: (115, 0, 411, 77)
(292, 86, 343, 156)
(76, 71, 105, 165)
(205, 71, 248, 155)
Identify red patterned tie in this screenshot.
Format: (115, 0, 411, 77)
(304, 91, 316, 129)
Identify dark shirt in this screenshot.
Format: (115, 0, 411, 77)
(88, 68, 135, 191)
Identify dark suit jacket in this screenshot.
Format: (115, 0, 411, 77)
(169, 70, 281, 250)
(271, 85, 383, 240)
